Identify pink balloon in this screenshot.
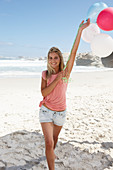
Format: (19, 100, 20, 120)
(97, 7, 113, 31)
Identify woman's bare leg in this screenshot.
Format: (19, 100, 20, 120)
(41, 122, 63, 169)
(53, 124, 62, 149)
(41, 122, 55, 170)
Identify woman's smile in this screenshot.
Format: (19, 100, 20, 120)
(51, 62, 57, 66)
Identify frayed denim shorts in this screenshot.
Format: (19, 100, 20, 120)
(39, 105, 66, 126)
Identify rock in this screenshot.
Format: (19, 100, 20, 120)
(76, 52, 103, 67)
(101, 52, 113, 68)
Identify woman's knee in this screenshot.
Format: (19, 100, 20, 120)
(45, 138, 54, 150)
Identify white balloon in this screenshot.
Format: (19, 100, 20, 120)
(81, 23, 100, 43)
(91, 33, 113, 58)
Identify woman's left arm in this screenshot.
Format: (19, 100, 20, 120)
(65, 19, 90, 76)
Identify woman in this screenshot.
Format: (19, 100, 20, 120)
(39, 19, 90, 170)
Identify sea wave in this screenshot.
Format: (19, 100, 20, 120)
(0, 60, 46, 67)
(0, 59, 113, 78)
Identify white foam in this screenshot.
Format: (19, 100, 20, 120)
(0, 59, 113, 78)
(0, 60, 46, 67)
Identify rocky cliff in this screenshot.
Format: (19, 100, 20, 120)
(101, 52, 113, 68)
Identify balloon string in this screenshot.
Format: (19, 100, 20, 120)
(62, 23, 84, 83)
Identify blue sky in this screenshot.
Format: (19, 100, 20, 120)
(0, 0, 113, 58)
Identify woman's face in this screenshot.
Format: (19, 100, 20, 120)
(48, 52, 60, 69)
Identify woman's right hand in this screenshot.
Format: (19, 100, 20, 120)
(56, 69, 69, 82)
(56, 71, 63, 82)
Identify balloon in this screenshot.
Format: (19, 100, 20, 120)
(91, 33, 113, 58)
(81, 23, 100, 43)
(97, 7, 113, 31)
(87, 2, 108, 23)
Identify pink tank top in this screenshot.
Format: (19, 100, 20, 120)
(39, 70, 68, 111)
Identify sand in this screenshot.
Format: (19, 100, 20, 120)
(0, 71, 113, 170)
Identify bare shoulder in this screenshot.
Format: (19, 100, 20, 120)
(42, 70, 48, 80)
(41, 70, 47, 91)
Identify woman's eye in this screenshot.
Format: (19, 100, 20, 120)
(49, 56, 59, 60)
(49, 57, 52, 60)
(55, 57, 58, 59)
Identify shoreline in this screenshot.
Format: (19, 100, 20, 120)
(0, 68, 113, 79)
(0, 63, 113, 79)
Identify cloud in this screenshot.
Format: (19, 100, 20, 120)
(0, 41, 14, 46)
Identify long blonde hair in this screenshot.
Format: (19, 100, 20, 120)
(46, 47, 65, 79)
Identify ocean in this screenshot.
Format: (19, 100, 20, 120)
(0, 56, 113, 78)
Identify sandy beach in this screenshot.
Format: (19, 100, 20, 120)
(0, 71, 113, 170)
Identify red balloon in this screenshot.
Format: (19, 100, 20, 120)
(97, 7, 113, 31)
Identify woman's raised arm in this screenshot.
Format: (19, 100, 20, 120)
(65, 19, 90, 75)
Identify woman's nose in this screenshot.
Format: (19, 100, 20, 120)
(51, 58, 55, 61)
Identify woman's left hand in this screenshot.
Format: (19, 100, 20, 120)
(79, 18, 90, 30)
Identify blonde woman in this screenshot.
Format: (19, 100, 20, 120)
(39, 19, 90, 170)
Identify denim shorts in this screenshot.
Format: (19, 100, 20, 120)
(39, 105, 66, 126)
